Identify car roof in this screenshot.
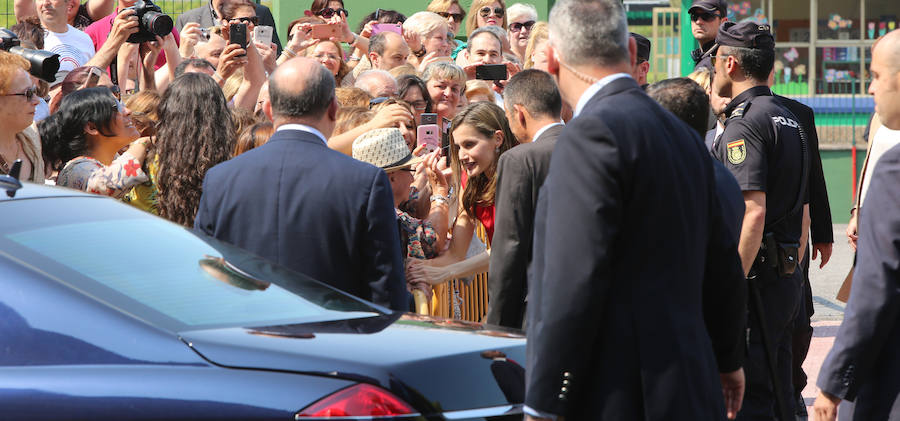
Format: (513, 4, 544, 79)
(0, 182, 99, 201)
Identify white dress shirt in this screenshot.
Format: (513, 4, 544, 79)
(531, 122, 565, 143)
(276, 123, 328, 145)
(572, 72, 633, 118)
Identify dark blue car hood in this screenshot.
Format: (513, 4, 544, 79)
(179, 314, 526, 413)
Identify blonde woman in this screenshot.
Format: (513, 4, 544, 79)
(523, 21, 548, 70)
(423, 61, 466, 122)
(464, 0, 507, 37)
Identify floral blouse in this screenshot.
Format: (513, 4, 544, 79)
(397, 208, 439, 260)
(56, 153, 149, 198)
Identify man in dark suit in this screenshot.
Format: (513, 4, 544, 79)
(175, 0, 281, 53)
(194, 57, 407, 311)
(772, 90, 833, 418)
(812, 28, 900, 421)
(524, 1, 746, 420)
(486, 69, 563, 330)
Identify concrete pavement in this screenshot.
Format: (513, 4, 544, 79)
(801, 223, 851, 416)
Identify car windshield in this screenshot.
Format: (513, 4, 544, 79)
(0, 197, 381, 331)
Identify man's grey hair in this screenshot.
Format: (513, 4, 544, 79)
(269, 64, 335, 119)
(549, 0, 629, 67)
(467, 27, 504, 52)
(355, 69, 396, 93)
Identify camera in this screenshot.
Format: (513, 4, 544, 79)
(126, 0, 174, 43)
(0, 28, 60, 83)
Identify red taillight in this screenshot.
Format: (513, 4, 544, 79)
(296, 383, 416, 418)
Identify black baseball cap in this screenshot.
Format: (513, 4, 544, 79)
(689, 0, 726, 16)
(630, 33, 651, 62)
(714, 21, 775, 51)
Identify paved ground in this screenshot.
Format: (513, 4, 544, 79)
(801, 224, 851, 416)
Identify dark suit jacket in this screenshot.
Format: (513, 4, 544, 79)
(194, 129, 407, 311)
(175, 2, 282, 53)
(486, 124, 563, 329)
(817, 143, 900, 420)
(524, 77, 746, 420)
(775, 94, 833, 244)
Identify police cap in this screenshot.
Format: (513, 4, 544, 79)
(688, 0, 726, 16)
(715, 21, 775, 51)
(630, 32, 651, 62)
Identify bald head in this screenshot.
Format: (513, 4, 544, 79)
(269, 57, 335, 121)
(354, 70, 398, 98)
(870, 29, 900, 129)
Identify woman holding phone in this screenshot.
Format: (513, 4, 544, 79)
(405, 102, 519, 307)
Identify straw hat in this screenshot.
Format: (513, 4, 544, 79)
(352, 128, 424, 172)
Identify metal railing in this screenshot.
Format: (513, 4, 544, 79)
(773, 78, 873, 148)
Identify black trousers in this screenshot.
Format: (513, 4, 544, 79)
(736, 264, 802, 421)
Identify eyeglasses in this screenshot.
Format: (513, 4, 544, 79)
(316, 7, 348, 19)
(479, 6, 504, 19)
(230, 16, 259, 25)
(3, 86, 38, 101)
(369, 96, 390, 108)
(690, 12, 721, 22)
(509, 20, 535, 32)
(437, 11, 465, 22)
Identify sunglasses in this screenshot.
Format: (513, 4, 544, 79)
(437, 11, 465, 22)
(509, 20, 535, 32)
(316, 7, 348, 19)
(107, 85, 121, 100)
(479, 6, 504, 19)
(690, 12, 721, 22)
(230, 16, 259, 25)
(369, 96, 391, 108)
(710, 54, 731, 67)
(4, 86, 38, 101)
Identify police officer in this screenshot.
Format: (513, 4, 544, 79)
(689, 0, 728, 71)
(711, 21, 808, 421)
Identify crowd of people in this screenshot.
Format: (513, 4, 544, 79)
(1, 0, 899, 420)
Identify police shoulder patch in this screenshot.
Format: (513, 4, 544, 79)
(727, 139, 746, 164)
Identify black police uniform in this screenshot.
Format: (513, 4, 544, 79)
(711, 21, 809, 421)
(692, 40, 716, 72)
(688, 0, 726, 72)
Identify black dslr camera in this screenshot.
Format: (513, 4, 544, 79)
(126, 0, 174, 43)
(0, 28, 60, 83)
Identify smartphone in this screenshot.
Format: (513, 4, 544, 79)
(371, 23, 402, 35)
(441, 117, 452, 167)
(417, 113, 440, 153)
(81, 66, 102, 90)
(253, 25, 273, 46)
(229, 22, 248, 49)
(310, 23, 340, 40)
(475, 63, 508, 80)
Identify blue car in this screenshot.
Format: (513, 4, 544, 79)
(0, 176, 525, 420)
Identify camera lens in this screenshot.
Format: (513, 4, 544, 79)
(142, 11, 173, 37)
(9, 46, 60, 83)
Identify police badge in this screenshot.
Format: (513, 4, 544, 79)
(727, 139, 746, 164)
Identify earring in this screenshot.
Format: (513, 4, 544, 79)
(495, 147, 500, 153)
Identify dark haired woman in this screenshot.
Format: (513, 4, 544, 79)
(154, 73, 235, 227)
(405, 102, 519, 314)
(398, 74, 433, 124)
(39, 87, 150, 197)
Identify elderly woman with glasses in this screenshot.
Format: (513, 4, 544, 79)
(402, 11, 454, 72)
(505, 3, 537, 63)
(0, 51, 44, 182)
(39, 87, 150, 197)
